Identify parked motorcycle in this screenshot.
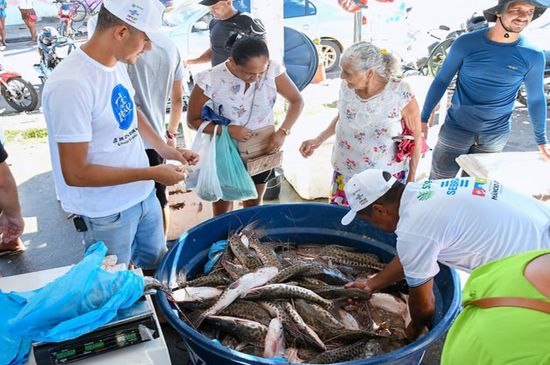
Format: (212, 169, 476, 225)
(54, 0, 75, 37)
(426, 13, 487, 76)
(34, 27, 76, 85)
(0, 63, 39, 112)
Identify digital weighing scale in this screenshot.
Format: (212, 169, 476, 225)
(32, 296, 160, 365)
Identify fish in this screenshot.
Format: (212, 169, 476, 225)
(176, 271, 231, 288)
(143, 276, 171, 294)
(249, 240, 283, 269)
(192, 266, 279, 328)
(263, 318, 285, 358)
(221, 300, 272, 326)
(309, 339, 376, 364)
(298, 244, 385, 271)
(228, 230, 263, 270)
(243, 284, 334, 309)
(267, 263, 319, 284)
(171, 286, 222, 303)
(205, 315, 268, 345)
(283, 302, 327, 350)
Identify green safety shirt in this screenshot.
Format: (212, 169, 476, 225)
(442, 249, 550, 365)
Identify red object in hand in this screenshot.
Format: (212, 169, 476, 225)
(338, 0, 361, 13)
(395, 119, 429, 163)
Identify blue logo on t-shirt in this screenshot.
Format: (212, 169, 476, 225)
(111, 84, 134, 130)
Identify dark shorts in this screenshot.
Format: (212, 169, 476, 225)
(145, 149, 168, 208)
(251, 169, 273, 185)
(19, 8, 37, 23)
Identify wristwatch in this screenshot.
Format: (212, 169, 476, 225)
(166, 130, 178, 139)
(279, 127, 290, 136)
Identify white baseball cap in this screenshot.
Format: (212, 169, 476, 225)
(341, 169, 397, 226)
(103, 0, 166, 44)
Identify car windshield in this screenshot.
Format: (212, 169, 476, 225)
(164, 4, 204, 27)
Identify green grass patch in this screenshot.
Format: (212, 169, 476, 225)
(5, 128, 48, 143)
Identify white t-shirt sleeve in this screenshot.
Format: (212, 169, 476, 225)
(270, 59, 286, 78)
(173, 50, 184, 82)
(397, 231, 441, 282)
(45, 81, 94, 143)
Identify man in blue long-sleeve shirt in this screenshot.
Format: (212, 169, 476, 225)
(421, 0, 550, 179)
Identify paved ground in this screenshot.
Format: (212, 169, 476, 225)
(0, 28, 548, 365)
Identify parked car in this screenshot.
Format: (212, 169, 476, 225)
(162, 0, 355, 72)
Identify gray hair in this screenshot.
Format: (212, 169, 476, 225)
(340, 41, 400, 80)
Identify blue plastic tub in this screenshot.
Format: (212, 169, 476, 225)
(156, 203, 461, 365)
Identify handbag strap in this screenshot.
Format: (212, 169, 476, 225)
(465, 297, 550, 314)
(242, 62, 269, 128)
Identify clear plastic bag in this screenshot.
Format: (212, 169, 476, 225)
(215, 126, 258, 201)
(196, 124, 223, 202)
(186, 121, 211, 189)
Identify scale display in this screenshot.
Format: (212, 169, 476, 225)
(33, 297, 159, 365)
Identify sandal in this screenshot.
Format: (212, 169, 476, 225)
(0, 238, 26, 257)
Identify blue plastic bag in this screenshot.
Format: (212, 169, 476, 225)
(0, 291, 32, 365)
(7, 242, 144, 343)
(204, 239, 228, 274)
(215, 126, 258, 201)
(200, 105, 232, 126)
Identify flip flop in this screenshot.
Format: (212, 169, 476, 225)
(0, 245, 26, 257)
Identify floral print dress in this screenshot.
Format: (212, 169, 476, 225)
(195, 60, 284, 130)
(330, 79, 414, 206)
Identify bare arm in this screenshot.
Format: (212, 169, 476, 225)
(186, 84, 253, 141)
(406, 279, 435, 340)
(138, 108, 198, 165)
(267, 72, 304, 153)
(401, 98, 422, 182)
(299, 115, 338, 158)
(0, 162, 24, 242)
(345, 255, 405, 291)
(166, 79, 183, 147)
(186, 48, 212, 65)
(58, 142, 183, 187)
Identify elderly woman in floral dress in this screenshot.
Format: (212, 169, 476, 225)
(300, 41, 422, 206)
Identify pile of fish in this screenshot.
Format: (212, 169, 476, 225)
(168, 224, 412, 364)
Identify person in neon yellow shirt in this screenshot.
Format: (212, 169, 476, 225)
(442, 249, 550, 364)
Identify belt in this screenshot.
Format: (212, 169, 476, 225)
(466, 297, 550, 314)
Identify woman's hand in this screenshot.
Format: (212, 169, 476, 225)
(299, 138, 322, 158)
(266, 129, 286, 154)
(228, 125, 253, 142)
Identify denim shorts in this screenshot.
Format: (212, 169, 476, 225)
(430, 123, 510, 180)
(81, 190, 166, 270)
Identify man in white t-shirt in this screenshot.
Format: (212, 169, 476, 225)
(42, 0, 198, 271)
(340, 169, 550, 340)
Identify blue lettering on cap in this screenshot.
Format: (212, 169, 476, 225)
(111, 84, 134, 130)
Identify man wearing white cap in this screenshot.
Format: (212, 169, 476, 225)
(342, 169, 550, 340)
(42, 0, 198, 271)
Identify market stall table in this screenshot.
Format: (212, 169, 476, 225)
(456, 151, 550, 202)
(0, 266, 171, 365)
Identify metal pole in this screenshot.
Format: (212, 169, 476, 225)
(354, 9, 362, 43)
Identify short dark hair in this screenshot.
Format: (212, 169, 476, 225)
(229, 35, 269, 66)
(95, 5, 138, 33)
(359, 171, 405, 216)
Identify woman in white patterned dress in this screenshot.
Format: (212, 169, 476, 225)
(300, 41, 422, 206)
(187, 36, 303, 216)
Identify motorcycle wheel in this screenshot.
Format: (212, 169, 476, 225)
(71, 0, 87, 24)
(1, 77, 39, 112)
(516, 82, 550, 106)
(427, 38, 454, 76)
